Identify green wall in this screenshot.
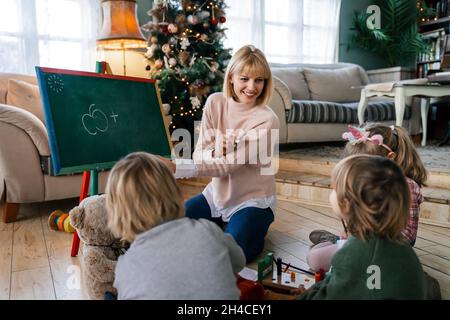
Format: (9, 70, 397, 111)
(339, 0, 417, 69)
(137, 0, 153, 27)
(338, 0, 388, 69)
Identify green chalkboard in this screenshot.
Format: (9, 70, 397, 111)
(35, 67, 172, 175)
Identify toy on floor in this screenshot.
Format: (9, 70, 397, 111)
(48, 210, 75, 233)
(69, 195, 129, 300)
(256, 253, 322, 296)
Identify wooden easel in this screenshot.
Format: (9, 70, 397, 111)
(70, 61, 111, 257)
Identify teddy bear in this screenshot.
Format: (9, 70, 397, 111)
(69, 194, 128, 300)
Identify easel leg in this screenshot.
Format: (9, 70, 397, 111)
(71, 171, 91, 257)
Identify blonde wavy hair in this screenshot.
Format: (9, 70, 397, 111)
(343, 123, 427, 186)
(223, 45, 273, 106)
(332, 155, 410, 243)
(105, 152, 184, 242)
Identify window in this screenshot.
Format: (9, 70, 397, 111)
(224, 0, 341, 63)
(0, 0, 100, 75)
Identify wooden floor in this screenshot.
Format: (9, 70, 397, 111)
(1, 197, 449, 300)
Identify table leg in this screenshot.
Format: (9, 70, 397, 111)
(421, 98, 430, 147)
(394, 87, 406, 127)
(357, 89, 368, 125)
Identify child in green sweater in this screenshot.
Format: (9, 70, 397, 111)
(298, 155, 427, 300)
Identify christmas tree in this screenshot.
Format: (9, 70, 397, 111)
(142, 0, 231, 138)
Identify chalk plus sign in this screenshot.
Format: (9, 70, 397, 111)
(110, 112, 118, 122)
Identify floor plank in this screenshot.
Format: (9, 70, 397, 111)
(12, 215, 48, 272)
(419, 254, 450, 277)
(40, 214, 88, 300)
(266, 229, 299, 246)
(414, 237, 437, 249)
(0, 219, 13, 300)
(10, 267, 55, 300)
(417, 228, 450, 248)
(423, 266, 450, 299)
(277, 201, 342, 232)
(420, 245, 450, 261)
(49, 257, 88, 300)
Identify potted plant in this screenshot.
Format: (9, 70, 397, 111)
(349, 0, 426, 68)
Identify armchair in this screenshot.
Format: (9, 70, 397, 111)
(0, 73, 106, 222)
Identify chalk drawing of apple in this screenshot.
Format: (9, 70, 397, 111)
(82, 104, 109, 136)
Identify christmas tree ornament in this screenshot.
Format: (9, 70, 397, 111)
(154, 59, 164, 69)
(169, 37, 178, 45)
(190, 96, 202, 109)
(180, 37, 191, 50)
(159, 22, 169, 34)
(150, 36, 159, 44)
(210, 61, 219, 72)
(179, 51, 190, 66)
(189, 53, 197, 66)
(144, 43, 158, 59)
(163, 56, 170, 69)
(187, 15, 199, 25)
(162, 43, 172, 54)
(162, 103, 171, 114)
(219, 16, 226, 23)
(175, 14, 187, 24)
(169, 57, 178, 67)
(196, 10, 210, 20)
(210, 3, 218, 26)
(150, 0, 169, 23)
(203, 22, 210, 29)
(168, 23, 178, 33)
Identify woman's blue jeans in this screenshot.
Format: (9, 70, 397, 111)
(185, 193, 274, 263)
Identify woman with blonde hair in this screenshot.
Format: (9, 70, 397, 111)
(106, 152, 245, 300)
(160, 45, 279, 263)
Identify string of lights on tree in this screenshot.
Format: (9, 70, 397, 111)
(416, 0, 446, 22)
(142, 0, 231, 136)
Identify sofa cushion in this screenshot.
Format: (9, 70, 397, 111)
(271, 68, 310, 100)
(303, 67, 364, 102)
(0, 73, 38, 104)
(287, 100, 412, 124)
(6, 79, 45, 124)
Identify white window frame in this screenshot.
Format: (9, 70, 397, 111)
(0, 0, 99, 74)
(225, 0, 340, 64)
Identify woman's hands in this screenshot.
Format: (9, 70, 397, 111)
(212, 133, 239, 158)
(158, 156, 176, 173)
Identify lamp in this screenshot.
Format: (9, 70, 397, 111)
(96, 0, 147, 76)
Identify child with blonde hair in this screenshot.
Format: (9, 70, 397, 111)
(106, 152, 245, 300)
(307, 123, 427, 272)
(299, 155, 427, 299)
(160, 45, 279, 263)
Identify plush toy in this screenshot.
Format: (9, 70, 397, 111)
(69, 194, 128, 300)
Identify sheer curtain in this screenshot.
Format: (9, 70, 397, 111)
(0, 0, 100, 75)
(224, 0, 341, 64)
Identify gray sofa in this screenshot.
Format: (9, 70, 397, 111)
(268, 62, 422, 144)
